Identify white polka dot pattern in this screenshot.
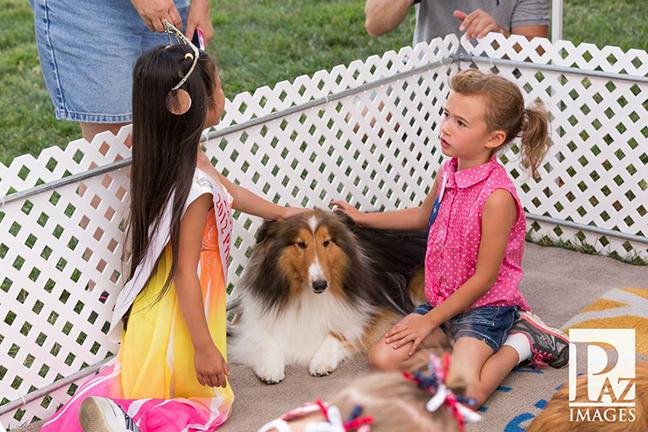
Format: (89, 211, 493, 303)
(425, 157, 531, 312)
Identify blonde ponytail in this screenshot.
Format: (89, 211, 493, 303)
(519, 102, 550, 178)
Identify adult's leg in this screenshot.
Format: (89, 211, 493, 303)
(80, 122, 130, 143)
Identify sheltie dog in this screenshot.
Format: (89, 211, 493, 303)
(229, 209, 427, 383)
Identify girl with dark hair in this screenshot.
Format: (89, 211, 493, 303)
(42, 30, 306, 432)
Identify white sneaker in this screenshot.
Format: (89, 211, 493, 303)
(79, 397, 140, 432)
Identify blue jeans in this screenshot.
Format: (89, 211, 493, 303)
(413, 302, 518, 352)
(30, 0, 189, 123)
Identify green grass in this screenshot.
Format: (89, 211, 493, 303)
(2, 0, 647, 165)
(561, 0, 648, 52)
(0, 0, 80, 165)
(525, 232, 648, 266)
(0, 0, 415, 165)
(1, 1, 646, 262)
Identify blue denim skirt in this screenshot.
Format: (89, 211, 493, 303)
(30, 0, 189, 123)
(413, 302, 518, 352)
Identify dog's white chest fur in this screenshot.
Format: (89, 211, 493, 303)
(229, 289, 371, 383)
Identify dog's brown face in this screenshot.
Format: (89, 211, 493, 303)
(254, 210, 355, 298)
(244, 208, 426, 316)
(278, 212, 349, 296)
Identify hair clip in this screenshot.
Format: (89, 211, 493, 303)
(305, 405, 345, 432)
(303, 401, 373, 432)
(403, 353, 481, 432)
(162, 19, 199, 115)
(345, 406, 373, 431)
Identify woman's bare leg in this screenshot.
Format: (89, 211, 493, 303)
(80, 122, 129, 143)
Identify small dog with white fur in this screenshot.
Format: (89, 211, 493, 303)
(228, 209, 428, 383)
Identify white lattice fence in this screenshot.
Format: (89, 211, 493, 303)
(0, 37, 458, 428)
(1, 34, 647, 428)
(460, 34, 648, 259)
(0, 131, 133, 427)
(207, 43, 459, 288)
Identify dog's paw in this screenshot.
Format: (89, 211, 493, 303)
(308, 355, 338, 377)
(254, 364, 285, 384)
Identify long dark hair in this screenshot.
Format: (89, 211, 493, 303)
(126, 45, 218, 307)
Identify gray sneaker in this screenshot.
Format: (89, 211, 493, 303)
(79, 397, 140, 432)
(510, 311, 570, 369)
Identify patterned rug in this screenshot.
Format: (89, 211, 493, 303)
(561, 287, 648, 357)
(469, 287, 648, 432)
(13, 241, 648, 432)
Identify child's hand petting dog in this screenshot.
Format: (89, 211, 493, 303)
(194, 344, 229, 388)
(330, 199, 365, 224)
(385, 314, 437, 356)
(280, 207, 312, 220)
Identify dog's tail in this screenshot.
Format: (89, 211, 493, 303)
(376, 273, 411, 316)
(373, 263, 425, 315)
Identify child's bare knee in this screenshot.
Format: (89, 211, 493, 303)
(368, 346, 400, 372)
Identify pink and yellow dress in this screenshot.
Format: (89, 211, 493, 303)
(42, 168, 234, 431)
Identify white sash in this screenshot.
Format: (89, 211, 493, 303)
(207, 170, 233, 284)
(108, 167, 233, 342)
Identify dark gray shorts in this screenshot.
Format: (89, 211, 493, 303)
(413, 302, 518, 352)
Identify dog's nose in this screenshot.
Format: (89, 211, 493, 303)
(312, 280, 328, 293)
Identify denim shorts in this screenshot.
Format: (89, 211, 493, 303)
(30, 0, 189, 123)
(413, 302, 518, 352)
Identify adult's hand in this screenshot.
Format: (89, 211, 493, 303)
(186, 0, 214, 47)
(454, 9, 500, 40)
(131, 0, 182, 33)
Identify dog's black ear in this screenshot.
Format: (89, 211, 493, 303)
(255, 220, 277, 244)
